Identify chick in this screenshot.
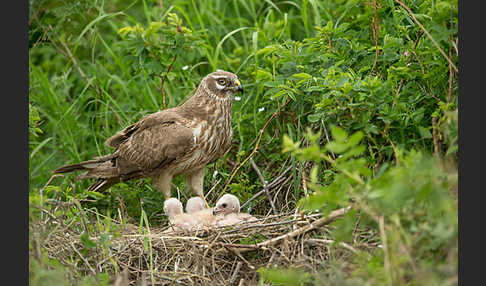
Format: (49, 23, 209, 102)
(184, 196, 217, 227)
(213, 194, 257, 226)
(185, 196, 206, 214)
(163, 198, 199, 231)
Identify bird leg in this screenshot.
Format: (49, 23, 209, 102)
(185, 167, 209, 208)
(153, 172, 174, 200)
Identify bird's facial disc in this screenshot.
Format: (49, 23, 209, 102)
(207, 71, 243, 98)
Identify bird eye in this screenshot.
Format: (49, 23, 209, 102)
(217, 79, 227, 86)
(221, 203, 227, 208)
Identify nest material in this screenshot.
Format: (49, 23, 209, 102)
(32, 206, 375, 286)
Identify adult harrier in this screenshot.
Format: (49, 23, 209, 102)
(54, 70, 243, 205)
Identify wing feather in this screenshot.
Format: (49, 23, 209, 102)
(115, 120, 194, 174)
(104, 109, 186, 148)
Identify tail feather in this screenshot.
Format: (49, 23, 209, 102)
(54, 154, 126, 193)
(88, 178, 120, 192)
(54, 154, 116, 174)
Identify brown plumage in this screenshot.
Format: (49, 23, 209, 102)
(54, 71, 243, 203)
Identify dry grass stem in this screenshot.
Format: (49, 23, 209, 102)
(31, 202, 371, 285)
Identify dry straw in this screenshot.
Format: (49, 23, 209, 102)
(31, 202, 379, 285)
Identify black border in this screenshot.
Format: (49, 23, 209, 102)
(4, 0, 29, 285)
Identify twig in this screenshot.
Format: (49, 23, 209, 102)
(369, 0, 380, 75)
(304, 238, 358, 254)
(229, 261, 242, 285)
(204, 178, 222, 200)
(447, 10, 455, 103)
(47, 24, 102, 97)
(234, 206, 352, 252)
(432, 116, 442, 155)
(222, 213, 323, 235)
(158, 55, 177, 110)
(228, 248, 255, 270)
(73, 198, 90, 235)
(71, 242, 97, 275)
(38, 174, 63, 219)
(240, 166, 292, 210)
(395, 0, 458, 73)
(249, 158, 277, 214)
(218, 98, 291, 197)
(378, 215, 392, 285)
(321, 119, 336, 160)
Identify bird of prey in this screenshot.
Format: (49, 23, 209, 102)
(163, 198, 199, 231)
(213, 194, 257, 226)
(186, 196, 206, 214)
(184, 196, 216, 226)
(213, 194, 241, 216)
(54, 71, 243, 206)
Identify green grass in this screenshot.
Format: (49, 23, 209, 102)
(29, 0, 457, 285)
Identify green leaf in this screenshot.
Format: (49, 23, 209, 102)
(255, 69, 273, 81)
(80, 233, 97, 249)
(86, 191, 106, 200)
(307, 113, 322, 123)
(292, 72, 313, 80)
(256, 45, 280, 56)
(418, 126, 432, 139)
(258, 267, 312, 286)
(340, 145, 366, 160)
(326, 141, 348, 154)
(331, 126, 347, 142)
(282, 135, 300, 153)
(347, 131, 364, 147)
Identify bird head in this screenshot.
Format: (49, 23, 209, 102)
(202, 70, 243, 100)
(163, 198, 183, 217)
(213, 194, 240, 216)
(186, 196, 206, 214)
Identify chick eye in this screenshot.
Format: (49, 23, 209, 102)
(217, 78, 227, 86)
(221, 203, 227, 208)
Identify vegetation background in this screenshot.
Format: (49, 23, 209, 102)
(29, 0, 457, 285)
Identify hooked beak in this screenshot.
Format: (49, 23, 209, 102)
(213, 207, 222, 216)
(233, 79, 243, 93)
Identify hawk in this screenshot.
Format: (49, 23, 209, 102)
(54, 70, 243, 206)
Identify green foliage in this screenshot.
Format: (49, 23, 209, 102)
(279, 127, 457, 285)
(29, 0, 457, 284)
(258, 267, 312, 286)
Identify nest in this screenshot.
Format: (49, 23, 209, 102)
(31, 205, 374, 286)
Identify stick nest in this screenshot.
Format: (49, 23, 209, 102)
(32, 205, 379, 286)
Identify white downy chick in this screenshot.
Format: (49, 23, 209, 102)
(185, 196, 206, 214)
(186, 196, 217, 227)
(213, 194, 256, 226)
(163, 198, 199, 231)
